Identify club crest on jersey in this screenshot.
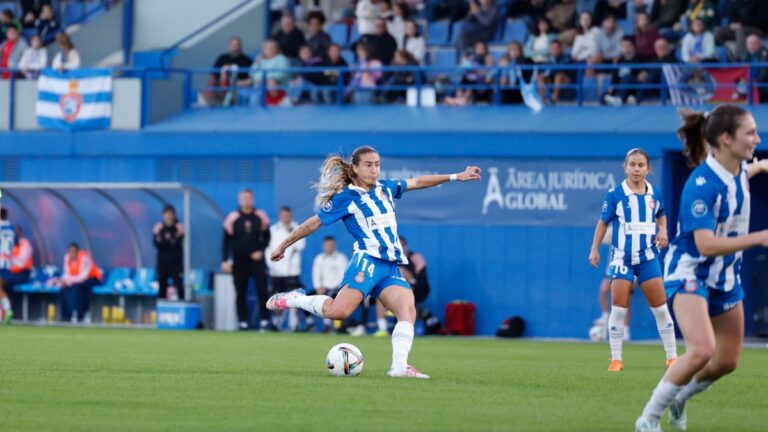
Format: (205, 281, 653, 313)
(355, 271, 365, 284)
(649, 199, 656, 210)
(691, 200, 708, 218)
(322, 201, 333, 212)
(601, 201, 608, 213)
(684, 279, 699, 293)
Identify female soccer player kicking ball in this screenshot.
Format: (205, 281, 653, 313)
(589, 148, 678, 372)
(635, 105, 768, 431)
(266, 146, 481, 379)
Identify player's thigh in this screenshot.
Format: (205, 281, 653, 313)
(639, 278, 666, 308)
(378, 285, 416, 323)
(672, 293, 716, 355)
(610, 278, 634, 307)
(709, 302, 744, 373)
(327, 285, 363, 318)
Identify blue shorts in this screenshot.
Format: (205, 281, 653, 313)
(340, 252, 410, 299)
(665, 279, 744, 317)
(610, 257, 663, 285)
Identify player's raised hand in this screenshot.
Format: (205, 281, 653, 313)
(588, 249, 600, 267)
(458, 166, 482, 181)
(752, 157, 768, 175)
(270, 244, 286, 262)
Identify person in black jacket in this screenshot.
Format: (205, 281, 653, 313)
(153, 205, 185, 300)
(222, 189, 273, 331)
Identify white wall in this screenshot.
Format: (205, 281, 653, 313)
(133, 0, 253, 51)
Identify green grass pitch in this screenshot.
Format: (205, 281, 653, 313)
(2, 326, 767, 431)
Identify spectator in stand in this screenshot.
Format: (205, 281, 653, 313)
(34, 4, 57, 42)
(250, 39, 291, 104)
(0, 26, 28, 79)
(60, 243, 103, 323)
(273, 13, 306, 59)
(357, 18, 398, 65)
(649, 0, 687, 31)
(266, 207, 306, 331)
(499, 40, 533, 104)
(0, 9, 22, 43)
(456, 0, 499, 52)
(381, 49, 419, 103)
(538, 39, 573, 104)
(571, 11, 599, 66)
(153, 205, 184, 301)
(222, 188, 273, 331)
(594, 0, 627, 22)
(715, 0, 768, 61)
(594, 14, 624, 63)
(446, 41, 495, 106)
(743, 34, 768, 102)
(682, 0, 716, 32)
(680, 17, 715, 63)
(0, 208, 17, 324)
(21, 0, 48, 27)
(403, 20, 426, 64)
(633, 11, 659, 61)
(318, 43, 349, 104)
(311, 236, 349, 332)
(423, 0, 468, 22)
(387, 1, 408, 48)
(602, 36, 642, 106)
(265, 78, 292, 107)
(356, 0, 381, 36)
(202, 36, 253, 107)
(638, 36, 676, 100)
(349, 41, 382, 104)
(546, 0, 576, 37)
(305, 11, 331, 59)
(525, 17, 556, 63)
(52, 33, 80, 72)
(289, 44, 324, 104)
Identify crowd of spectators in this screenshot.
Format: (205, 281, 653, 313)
(1, 3, 79, 78)
(206, 0, 768, 107)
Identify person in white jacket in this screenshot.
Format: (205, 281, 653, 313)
(18, 35, 47, 79)
(680, 18, 715, 63)
(311, 236, 349, 331)
(266, 207, 306, 330)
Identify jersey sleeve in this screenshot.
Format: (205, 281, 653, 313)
(317, 193, 351, 226)
(599, 190, 616, 224)
(654, 189, 665, 218)
(380, 179, 408, 200)
(679, 178, 716, 233)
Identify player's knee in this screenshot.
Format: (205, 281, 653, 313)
(688, 344, 715, 368)
(715, 358, 739, 376)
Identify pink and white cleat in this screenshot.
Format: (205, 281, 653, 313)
(266, 288, 305, 311)
(387, 365, 431, 379)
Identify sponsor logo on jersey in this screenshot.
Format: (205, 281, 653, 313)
(691, 200, 708, 218)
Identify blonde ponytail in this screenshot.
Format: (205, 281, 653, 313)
(314, 156, 353, 208)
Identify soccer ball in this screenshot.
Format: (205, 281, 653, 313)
(326, 343, 364, 377)
(589, 325, 607, 342)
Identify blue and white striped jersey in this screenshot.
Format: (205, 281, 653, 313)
(0, 220, 17, 270)
(600, 180, 665, 266)
(317, 179, 409, 264)
(664, 155, 750, 292)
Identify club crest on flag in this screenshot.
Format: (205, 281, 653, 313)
(60, 79, 83, 123)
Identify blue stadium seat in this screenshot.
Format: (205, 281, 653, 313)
(618, 19, 633, 36)
(0, 2, 18, 18)
(93, 267, 132, 295)
(502, 19, 528, 43)
(428, 49, 457, 80)
(341, 49, 355, 65)
(715, 46, 729, 63)
(449, 21, 463, 45)
(349, 25, 360, 46)
(427, 21, 451, 47)
(133, 268, 157, 296)
(327, 23, 348, 47)
(186, 269, 210, 293)
(489, 45, 506, 63)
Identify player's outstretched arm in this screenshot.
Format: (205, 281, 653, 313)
(747, 157, 768, 179)
(271, 215, 323, 262)
(405, 166, 482, 191)
(693, 228, 768, 257)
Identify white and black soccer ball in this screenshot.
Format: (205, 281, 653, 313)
(589, 325, 607, 342)
(326, 343, 364, 377)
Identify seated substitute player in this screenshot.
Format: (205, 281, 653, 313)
(267, 146, 481, 378)
(589, 148, 677, 372)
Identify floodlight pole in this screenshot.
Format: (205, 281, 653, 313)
(183, 188, 191, 302)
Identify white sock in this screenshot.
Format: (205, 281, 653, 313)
(377, 318, 388, 332)
(674, 378, 712, 410)
(608, 306, 627, 361)
(391, 321, 414, 372)
(285, 294, 330, 318)
(642, 379, 683, 421)
(600, 311, 609, 323)
(651, 304, 677, 360)
(1, 297, 10, 311)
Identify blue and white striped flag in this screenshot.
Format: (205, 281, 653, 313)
(36, 69, 112, 130)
